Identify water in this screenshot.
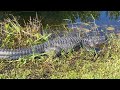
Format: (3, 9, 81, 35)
(65, 11, 120, 35)
(0, 11, 120, 34)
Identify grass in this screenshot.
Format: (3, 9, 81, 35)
(0, 15, 120, 79)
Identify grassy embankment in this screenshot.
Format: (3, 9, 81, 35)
(0, 16, 120, 79)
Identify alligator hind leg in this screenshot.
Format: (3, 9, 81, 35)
(45, 46, 62, 58)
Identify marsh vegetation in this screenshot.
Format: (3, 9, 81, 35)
(0, 11, 120, 79)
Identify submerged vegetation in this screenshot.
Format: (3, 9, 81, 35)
(0, 13, 120, 79)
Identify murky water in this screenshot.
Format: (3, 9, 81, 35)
(0, 11, 120, 34)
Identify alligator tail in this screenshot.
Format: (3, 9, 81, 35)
(0, 44, 45, 60)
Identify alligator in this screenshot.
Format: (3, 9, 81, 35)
(0, 29, 108, 60)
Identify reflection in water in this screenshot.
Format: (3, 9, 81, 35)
(95, 11, 120, 25)
(0, 11, 120, 32)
